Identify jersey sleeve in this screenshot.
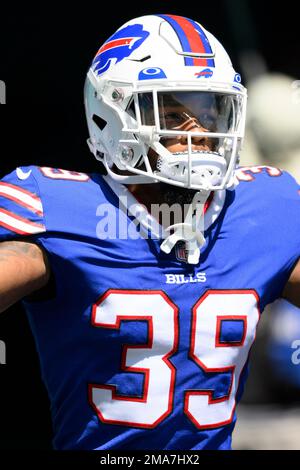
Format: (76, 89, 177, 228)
(0, 166, 46, 242)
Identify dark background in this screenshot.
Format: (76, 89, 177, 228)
(0, 0, 299, 449)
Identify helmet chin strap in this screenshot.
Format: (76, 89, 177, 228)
(160, 190, 210, 265)
(148, 141, 216, 264)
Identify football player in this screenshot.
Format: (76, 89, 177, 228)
(0, 14, 299, 450)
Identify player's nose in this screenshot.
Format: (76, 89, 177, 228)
(179, 119, 213, 150)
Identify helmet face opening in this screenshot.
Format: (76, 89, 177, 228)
(138, 91, 239, 134)
(84, 14, 247, 190)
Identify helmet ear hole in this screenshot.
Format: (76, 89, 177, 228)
(92, 114, 107, 131)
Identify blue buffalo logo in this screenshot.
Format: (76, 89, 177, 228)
(195, 68, 213, 79)
(92, 24, 149, 76)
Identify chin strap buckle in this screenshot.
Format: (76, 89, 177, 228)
(160, 190, 210, 265)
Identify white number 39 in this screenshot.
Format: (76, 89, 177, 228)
(89, 289, 259, 429)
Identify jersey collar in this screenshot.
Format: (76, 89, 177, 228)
(103, 175, 227, 239)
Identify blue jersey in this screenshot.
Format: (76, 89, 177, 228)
(0, 165, 300, 450)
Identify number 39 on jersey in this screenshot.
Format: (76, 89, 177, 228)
(89, 289, 260, 429)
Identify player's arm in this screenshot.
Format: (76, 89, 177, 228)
(0, 240, 50, 314)
(282, 258, 300, 308)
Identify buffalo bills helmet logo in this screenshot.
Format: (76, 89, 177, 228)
(92, 24, 149, 76)
(195, 68, 213, 79)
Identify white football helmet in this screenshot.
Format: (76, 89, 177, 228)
(84, 14, 247, 191)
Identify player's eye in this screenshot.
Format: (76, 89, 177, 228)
(165, 111, 191, 129)
(164, 112, 185, 127)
